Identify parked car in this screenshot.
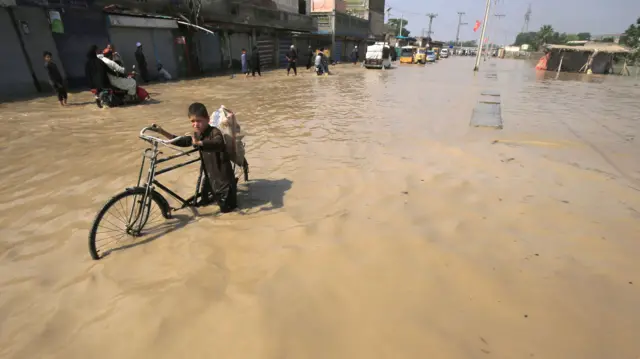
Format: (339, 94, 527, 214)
(426, 50, 436, 63)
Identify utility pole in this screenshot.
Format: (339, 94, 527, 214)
(331, 9, 336, 63)
(426, 13, 437, 38)
(397, 12, 404, 37)
(487, 13, 505, 58)
(455, 11, 467, 48)
(473, 0, 492, 71)
(385, 7, 392, 43)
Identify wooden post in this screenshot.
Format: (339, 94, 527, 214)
(621, 59, 629, 76)
(556, 52, 564, 79)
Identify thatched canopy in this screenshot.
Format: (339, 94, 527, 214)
(546, 43, 630, 54)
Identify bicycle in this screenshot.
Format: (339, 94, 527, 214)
(88, 126, 249, 260)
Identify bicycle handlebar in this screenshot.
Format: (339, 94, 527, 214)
(139, 126, 187, 145)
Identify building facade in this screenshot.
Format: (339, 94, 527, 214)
(309, 0, 370, 62)
(1, 0, 324, 98)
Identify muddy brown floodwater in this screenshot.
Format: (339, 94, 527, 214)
(1, 58, 639, 359)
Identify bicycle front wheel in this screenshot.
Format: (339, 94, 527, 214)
(88, 188, 171, 260)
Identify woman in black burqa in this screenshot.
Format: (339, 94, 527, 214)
(250, 46, 261, 77)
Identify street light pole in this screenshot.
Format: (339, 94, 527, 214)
(426, 13, 437, 38)
(473, 0, 492, 71)
(488, 14, 505, 58)
(397, 12, 404, 37)
(455, 11, 467, 48)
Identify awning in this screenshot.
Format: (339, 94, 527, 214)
(108, 14, 178, 29)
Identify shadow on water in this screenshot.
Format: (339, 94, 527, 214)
(99, 178, 292, 257)
(237, 178, 293, 213)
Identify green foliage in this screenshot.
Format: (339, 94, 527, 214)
(514, 32, 537, 46)
(577, 32, 591, 40)
(513, 27, 593, 50)
(536, 25, 554, 47)
(387, 18, 410, 37)
(621, 17, 640, 62)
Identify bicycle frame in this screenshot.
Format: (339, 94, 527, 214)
(135, 140, 203, 211)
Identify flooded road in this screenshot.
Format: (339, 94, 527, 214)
(1, 57, 639, 359)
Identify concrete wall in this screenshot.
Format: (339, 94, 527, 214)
(12, 7, 64, 91)
(369, 10, 384, 37)
(0, 7, 36, 98)
(109, 27, 179, 79)
(197, 32, 223, 72)
(52, 9, 110, 87)
(272, 0, 297, 13)
(310, 0, 345, 12)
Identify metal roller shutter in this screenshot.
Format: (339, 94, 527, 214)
(257, 35, 274, 68)
(278, 36, 293, 67)
(333, 40, 343, 62)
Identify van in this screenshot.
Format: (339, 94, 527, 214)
(440, 48, 449, 58)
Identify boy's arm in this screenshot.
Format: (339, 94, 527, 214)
(196, 130, 226, 152)
(151, 125, 192, 148)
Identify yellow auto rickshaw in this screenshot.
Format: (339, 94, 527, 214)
(399, 46, 416, 64)
(414, 47, 427, 64)
(432, 46, 441, 60)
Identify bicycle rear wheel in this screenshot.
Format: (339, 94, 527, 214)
(88, 188, 171, 260)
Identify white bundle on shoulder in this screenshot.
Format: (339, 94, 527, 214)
(210, 105, 246, 166)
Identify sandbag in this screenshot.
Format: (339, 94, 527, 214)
(210, 105, 246, 166)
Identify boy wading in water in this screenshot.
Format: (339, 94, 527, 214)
(44, 51, 67, 106)
(153, 103, 238, 213)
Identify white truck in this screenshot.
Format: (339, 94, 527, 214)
(364, 42, 392, 69)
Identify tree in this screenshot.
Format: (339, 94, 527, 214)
(387, 18, 410, 37)
(536, 25, 555, 48)
(621, 17, 640, 62)
(577, 32, 591, 40)
(513, 32, 537, 46)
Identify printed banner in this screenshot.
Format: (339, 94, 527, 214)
(49, 10, 64, 33)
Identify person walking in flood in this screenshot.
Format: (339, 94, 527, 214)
(43, 51, 67, 106)
(250, 46, 261, 77)
(135, 42, 149, 83)
(306, 45, 314, 70)
(241, 48, 249, 79)
(351, 46, 360, 65)
(286, 44, 298, 76)
(152, 103, 238, 213)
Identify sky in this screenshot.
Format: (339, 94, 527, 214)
(385, 0, 640, 45)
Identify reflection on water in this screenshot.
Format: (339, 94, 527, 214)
(0, 58, 639, 359)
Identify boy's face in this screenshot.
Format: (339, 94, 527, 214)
(44, 54, 51, 62)
(189, 115, 209, 133)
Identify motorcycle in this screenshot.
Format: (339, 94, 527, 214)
(91, 86, 150, 108)
(91, 68, 150, 108)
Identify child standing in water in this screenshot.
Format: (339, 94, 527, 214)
(44, 51, 67, 106)
(241, 49, 249, 79)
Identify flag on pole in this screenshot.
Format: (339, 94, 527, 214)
(484, 37, 489, 43)
(473, 20, 481, 32)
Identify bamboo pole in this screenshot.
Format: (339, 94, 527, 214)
(621, 59, 629, 76)
(556, 52, 564, 79)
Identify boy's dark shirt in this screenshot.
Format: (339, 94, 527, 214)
(45, 61, 63, 87)
(173, 125, 235, 193)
